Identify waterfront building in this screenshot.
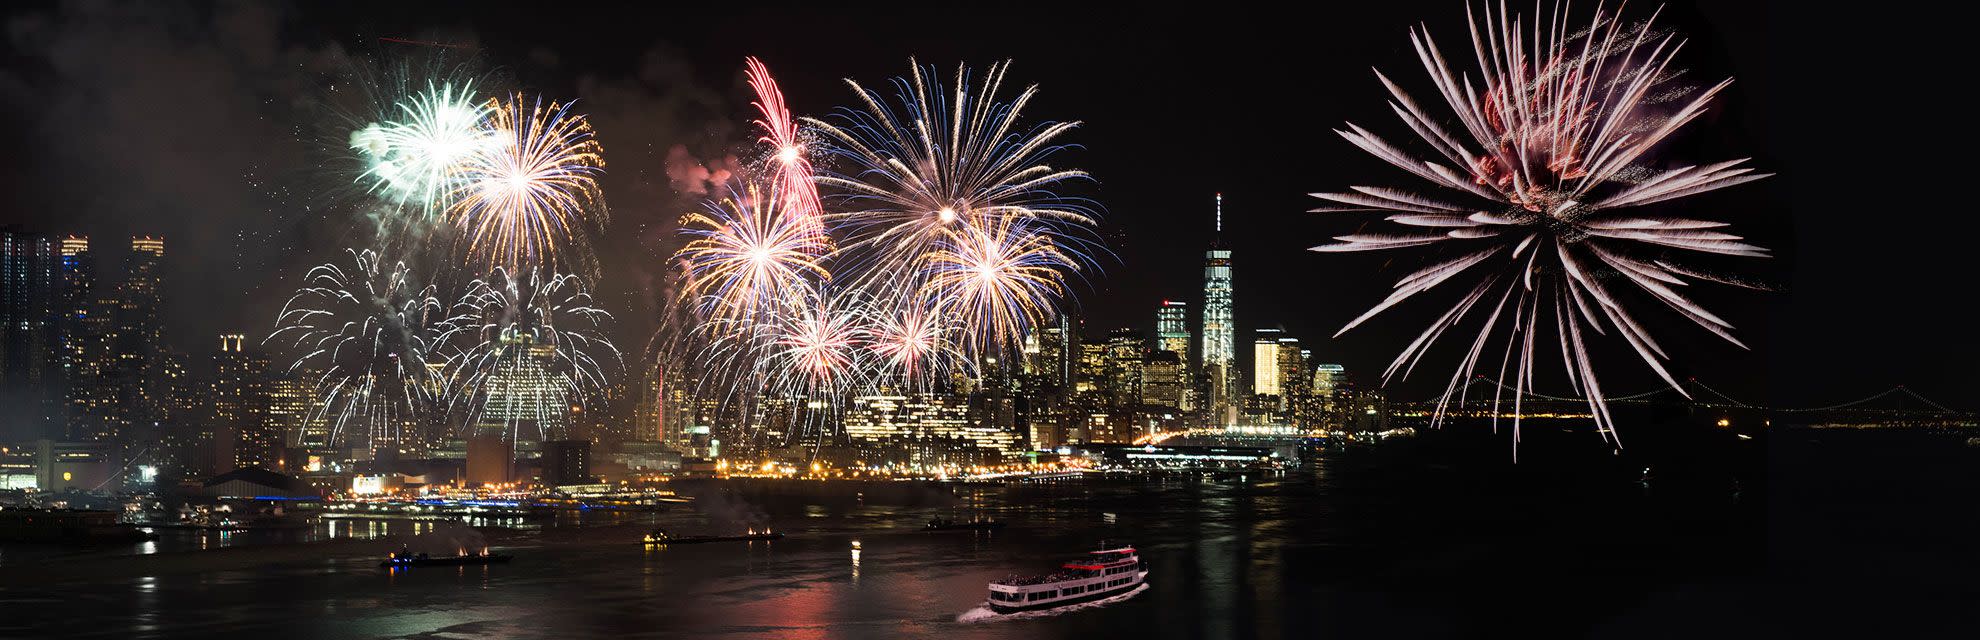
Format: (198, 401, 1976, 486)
(844, 394, 1021, 461)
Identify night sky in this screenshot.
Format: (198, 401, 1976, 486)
(1, 2, 1965, 409)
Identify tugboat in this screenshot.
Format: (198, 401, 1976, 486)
(379, 546, 513, 568)
(922, 517, 1006, 532)
(986, 544, 1148, 613)
(641, 527, 784, 545)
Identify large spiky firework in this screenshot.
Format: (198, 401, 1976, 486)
(761, 289, 872, 401)
(349, 80, 498, 232)
(807, 59, 1097, 287)
(861, 301, 969, 390)
(450, 93, 607, 276)
(675, 182, 831, 324)
(1310, 2, 1770, 451)
(268, 249, 448, 452)
(922, 218, 1075, 362)
(439, 269, 620, 443)
(745, 57, 827, 247)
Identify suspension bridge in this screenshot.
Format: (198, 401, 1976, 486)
(1399, 377, 1976, 429)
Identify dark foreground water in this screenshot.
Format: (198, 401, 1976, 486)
(4, 429, 1978, 639)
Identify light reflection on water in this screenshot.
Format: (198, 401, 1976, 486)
(3, 465, 1736, 639)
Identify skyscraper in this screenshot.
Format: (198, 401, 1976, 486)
(1155, 300, 1190, 368)
(1140, 350, 1185, 410)
(117, 236, 169, 439)
(56, 236, 115, 443)
(1201, 194, 1236, 425)
(1252, 328, 1284, 397)
(2, 228, 59, 439)
(1277, 338, 1304, 393)
(213, 334, 276, 472)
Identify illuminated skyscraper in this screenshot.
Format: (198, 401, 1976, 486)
(1277, 338, 1304, 394)
(265, 368, 321, 449)
(1311, 364, 1345, 397)
(1251, 328, 1284, 397)
(1155, 301, 1190, 372)
(1141, 350, 1184, 410)
(213, 334, 276, 471)
(55, 236, 114, 442)
(1104, 328, 1146, 406)
(117, 236, 169, 440)
(1, 228, 59, 438)
(1201, 194, 1236, 425)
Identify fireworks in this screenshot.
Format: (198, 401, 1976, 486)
(763, 291, 871, 399)
(267, 249, 449, 450)
(450, 94, 607, 275)
(350, 81, 497, 229)
(922, 218, 1075, 362)
(862, 302, 966, 389)
(806, 59, 1097, 281)
(1310, 2, 1769, 449)
(675, 182, 831, 324)
(439, 268, 619, 443)
(276, 61, 625, 455)
(664, 57, 1100, 436)
(746, 57, 826, 246)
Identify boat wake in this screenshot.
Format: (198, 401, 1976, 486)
(954, 583, 1150, 623)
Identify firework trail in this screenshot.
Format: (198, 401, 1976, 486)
(745, 57, 828, 247)
(450, 93, 607, 276)
(349, 80, 497, 234)
(1310, 2, 1770, 451)
(267, 249, 450, 452)
(806, 59, 1098, 296)
(921, 217, 1076, 364)
(439, 268, 620, 443)
(675, 182, 832, 324)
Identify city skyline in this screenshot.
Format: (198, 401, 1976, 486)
(7, 2, 1921, 413)
(4, 5, 1973, 639)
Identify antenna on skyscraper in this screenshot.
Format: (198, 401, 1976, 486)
(1215, 193, 1223, 234)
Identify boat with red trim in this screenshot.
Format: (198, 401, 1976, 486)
(985, 544, 1148, 613)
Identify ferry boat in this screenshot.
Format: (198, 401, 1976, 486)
(642, 527, 784, 545)
(986, 545, 1148, 613)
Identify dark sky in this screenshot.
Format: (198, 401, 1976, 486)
(1, 1, 1966, 409)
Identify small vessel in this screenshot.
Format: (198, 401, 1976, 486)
(380, 547, 512, 568)
(642, 527, 784, 545)
(922, 517, 1006, 531)
(986, 544, 1148, 614)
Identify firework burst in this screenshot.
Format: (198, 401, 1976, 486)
(450, 94, 607, 276)
(349, 81, 498, 231)
(675, 182, 831, 324)
(267, 249, 449, 452)
(922, 218, 1075, 362)
(1310, 2, 1770, 451)
(861, 300, 968, 390)
(807, 59, 1097, 285)
(762, 290, 872, 400)
(439, 268, 619, 443)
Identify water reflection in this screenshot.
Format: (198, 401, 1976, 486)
(7, 466, 1721, 639)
